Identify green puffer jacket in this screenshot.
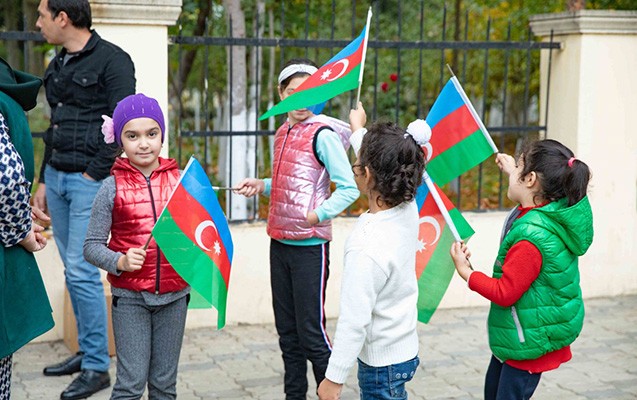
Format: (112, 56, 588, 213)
(488, 197, 593, 362)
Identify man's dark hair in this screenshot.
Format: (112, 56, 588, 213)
(47, 0, 92, 29)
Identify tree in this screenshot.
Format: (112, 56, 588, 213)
(221, 0, 256, 220)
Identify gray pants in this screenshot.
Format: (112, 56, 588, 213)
(110, 295, 187, 400)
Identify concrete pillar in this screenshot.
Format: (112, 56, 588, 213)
(91, 0, 182, 155)
(530, 11, 637, 296)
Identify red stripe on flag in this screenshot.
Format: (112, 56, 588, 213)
(415, 193, 448, 278)
(296, 45, 364, 92)
(167, 185, 231, 286)
(427, 105, 479, 161)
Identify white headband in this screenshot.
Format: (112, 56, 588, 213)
(278, 64, 318, 84)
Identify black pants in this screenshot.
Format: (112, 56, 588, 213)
(270, 239, 332, 400)
(484, 355, 542, 400)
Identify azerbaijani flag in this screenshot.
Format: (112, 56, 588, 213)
(259, 8, 372, 120)
(152, 157, 233, 329)
(415, 172, 474, 323)
(424, 76, 498, 186)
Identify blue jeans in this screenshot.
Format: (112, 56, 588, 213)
(357, 356, 419, 400)
(484, 355, 542, 400)
(45, 166, 109, 372)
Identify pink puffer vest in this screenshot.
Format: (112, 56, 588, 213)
(267, 120, 334, 241)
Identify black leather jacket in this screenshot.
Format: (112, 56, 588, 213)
(39, 30, 135, 183)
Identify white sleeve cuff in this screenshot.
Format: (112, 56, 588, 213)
(350, 128, 367, 156)
(325, 363, 350, 384)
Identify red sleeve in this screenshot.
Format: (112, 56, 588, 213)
(468, 241, 542, 307)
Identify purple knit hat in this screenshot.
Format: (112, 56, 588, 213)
(112, 93, 165, 146)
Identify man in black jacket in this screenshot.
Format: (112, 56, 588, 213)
(34, 1, 135, 399)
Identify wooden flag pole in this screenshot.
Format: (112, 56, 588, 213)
(142, 233, 152, 250)
(212, 186, 240, 191)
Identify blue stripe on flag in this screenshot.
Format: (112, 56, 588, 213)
(307, 101, 327, 115)
(180, 158, 234, 258)
(425, 80, 465, 128)
(306, 26, 366, 116)
(323, 26, 366, 64)
(415, 180, 431, 210)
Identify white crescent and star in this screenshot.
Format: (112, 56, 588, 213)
(194, 220, 222, 255)
(416, 216, 441, 253)
(321, 59, 350, 82)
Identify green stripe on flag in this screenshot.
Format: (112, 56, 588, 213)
(449, 208, 475, 239)
(426, 129, 495, 186)
(417, 226, 456, 324)
(153, 211, 228, 328)
(259, 67, 361, 120)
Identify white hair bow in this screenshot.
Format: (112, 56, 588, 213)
(405, 119, 431, 145)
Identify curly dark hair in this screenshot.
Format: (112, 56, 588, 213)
(358, 121, 426, 208)
(518, 139, 591, 206)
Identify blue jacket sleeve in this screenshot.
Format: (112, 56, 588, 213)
(314, 129, 359, 222)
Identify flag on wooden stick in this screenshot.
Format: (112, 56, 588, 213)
(152, 157, 233, 329)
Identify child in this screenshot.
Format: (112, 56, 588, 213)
(450, 139, 593, 400)
(318, 104, 425, 400)
(84, 93, 189, 399)
(235, 58, 359, 399)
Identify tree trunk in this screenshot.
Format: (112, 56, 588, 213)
(23, 0, 44, 76)
(4, 0, 22, 69)
(567, 0, 586, 11)
(221, 0, 252, 220)
(451, 0, 462, 71)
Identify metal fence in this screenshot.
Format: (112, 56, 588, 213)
(0, 0, 559, 221)
(169, 1, 558, 220)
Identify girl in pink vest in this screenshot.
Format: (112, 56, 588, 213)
(84, 93, 189, 399)
(235, 59, 359, 399)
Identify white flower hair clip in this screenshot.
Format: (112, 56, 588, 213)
(405, 119, 431, 145)
(101, 115, 115, 144)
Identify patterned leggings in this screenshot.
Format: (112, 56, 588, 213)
(0, 355, 11, 400)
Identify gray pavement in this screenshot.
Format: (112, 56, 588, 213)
(12, 294, 637, 399)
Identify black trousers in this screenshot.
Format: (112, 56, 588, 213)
(270, 239, 332, 400)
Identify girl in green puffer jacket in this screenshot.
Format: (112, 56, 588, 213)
(450, 139, 593, 400)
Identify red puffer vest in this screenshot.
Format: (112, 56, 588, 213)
(267, 120, 333, 241)
(107, 157, 188, 293)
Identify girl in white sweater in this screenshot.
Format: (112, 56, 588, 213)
(318, 104, 426, 400)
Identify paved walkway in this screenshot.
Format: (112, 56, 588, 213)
(13, 294, 637, 399)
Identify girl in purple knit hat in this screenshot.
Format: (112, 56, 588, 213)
(84, 93, 190, 399)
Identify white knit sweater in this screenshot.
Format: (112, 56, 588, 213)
(325, 200, 420, 384)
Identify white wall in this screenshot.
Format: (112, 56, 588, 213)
(37, 213, 502, 341)
(38, 200, 631, 342)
